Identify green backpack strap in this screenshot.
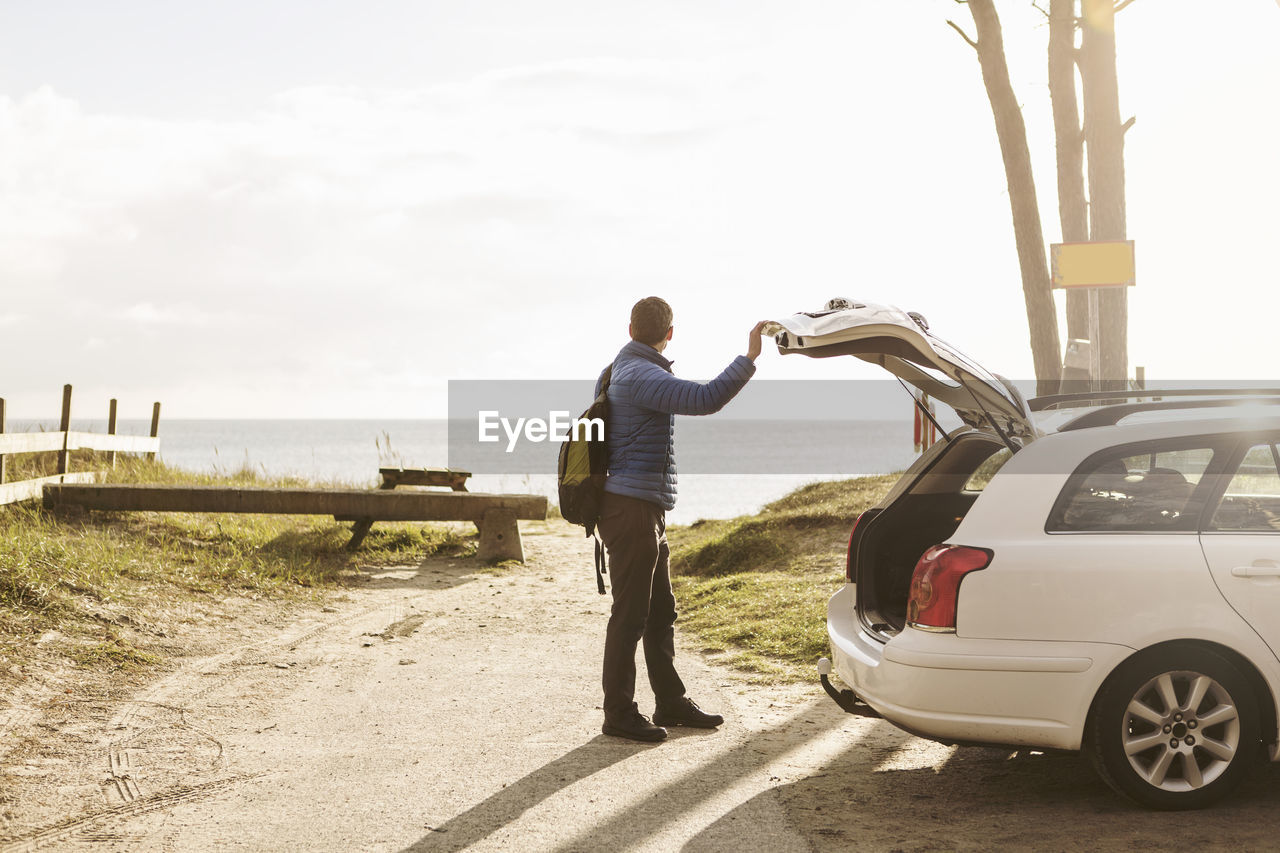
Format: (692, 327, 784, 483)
(598, 363, 613, 400)
(590, 362, 612, 595)
(594, 533, 607, 595)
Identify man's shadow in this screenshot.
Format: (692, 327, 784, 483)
(399, 734, 656, 852)
(400, 699, 864, 853)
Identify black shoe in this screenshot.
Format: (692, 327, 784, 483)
(602, 710, 667, 742)
(653, 697, 724, 729)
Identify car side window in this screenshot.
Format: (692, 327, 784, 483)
(1209, 443, 1280, 532)
(1049, 445, 1217, 532)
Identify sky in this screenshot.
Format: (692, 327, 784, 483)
(1, 0, 1278, 420)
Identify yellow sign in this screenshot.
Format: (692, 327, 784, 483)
(1050, 240, 1136, 288)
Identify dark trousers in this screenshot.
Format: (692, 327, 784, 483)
(598, 491, 686, 720)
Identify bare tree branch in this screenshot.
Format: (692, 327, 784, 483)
(946, 19, 979, 50)
(1032, 2, 1050, 20)
(1121, 115, 1136, 134)
(1114, 0, 1137, 12)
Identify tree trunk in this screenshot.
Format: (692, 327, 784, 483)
(1080, 0, 1129, 387)
(1048, 0, 1089, 343)
(965, 0, 1061, 397)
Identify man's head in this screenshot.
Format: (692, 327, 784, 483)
(629, 296, 673, 350)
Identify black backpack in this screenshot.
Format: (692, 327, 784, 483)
(557, 365, 612, 594)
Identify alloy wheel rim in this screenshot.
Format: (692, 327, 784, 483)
(1121, 669, 1241, 792)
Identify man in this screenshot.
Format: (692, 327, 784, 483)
(596, 296, 768, 742)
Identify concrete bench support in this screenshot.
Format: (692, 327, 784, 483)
(476, 508, 522, 562)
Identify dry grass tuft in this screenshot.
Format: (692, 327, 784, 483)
(667, 475, 898, 681)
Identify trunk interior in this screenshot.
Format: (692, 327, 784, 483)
(855, 433, 1011, 639)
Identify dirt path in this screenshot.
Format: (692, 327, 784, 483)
(4, 521, 1280, 851)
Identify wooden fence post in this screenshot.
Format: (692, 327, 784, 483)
(148, 402, 161, 462)
(58, 384, 72, 475)
(0, 398, 7, 485)
(108, 398, 119, 469)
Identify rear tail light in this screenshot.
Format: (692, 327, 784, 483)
(906, 545, 993, 632)
(845, 512, 869, 582)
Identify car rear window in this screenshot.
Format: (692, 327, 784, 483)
(1209, 442, 1280, 531)
(1048, 443, 1219, 533)
(964, 447, 1012, 491)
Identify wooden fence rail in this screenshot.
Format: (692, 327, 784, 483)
(0, 472, 103, 507)
(0, 385, 161, 508)
(0, 431, 160, 456)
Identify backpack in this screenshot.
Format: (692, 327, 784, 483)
(557, 364, 612, 594)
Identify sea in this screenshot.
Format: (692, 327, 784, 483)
(9, 418, 922, 525)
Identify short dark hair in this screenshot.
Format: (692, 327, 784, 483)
(630, 297, 672, 345)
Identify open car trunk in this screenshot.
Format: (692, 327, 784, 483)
(766, 299, 1035, 639)
(853, 424, 1011, 638)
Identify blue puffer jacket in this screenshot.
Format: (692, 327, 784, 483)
(595, 340, 756, 510)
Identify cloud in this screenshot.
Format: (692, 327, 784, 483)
(407, 193, 569, 225)
(0, 60, 765, 416)
(115, 302, 234, 327)
(9, 18, 1269, 420)
(476, 57, 709, 99)
(571, 122, 733, 151)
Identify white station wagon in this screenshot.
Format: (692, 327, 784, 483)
(768, 301, 1280, 810)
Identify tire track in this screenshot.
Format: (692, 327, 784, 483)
(0, 707, 37, 759)
(106, 747, 142, 803)
(100, 593, 424, 805)
(5, 561, 471, 848)
(106, 720, 225, 805)
(0, 773, 266, 853)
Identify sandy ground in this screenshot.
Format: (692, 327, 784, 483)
(4, 520, 1280, 852)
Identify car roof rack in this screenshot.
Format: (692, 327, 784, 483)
(1054, 396, 1280, 432)
(1029, 387, 1280, 412)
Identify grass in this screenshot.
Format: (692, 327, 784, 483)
(667, 475, 898, 681)
(0, 453, 470, 676)
(1, 444, 896, 686)
(66, 632, 163, 670)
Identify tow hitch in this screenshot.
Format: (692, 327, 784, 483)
(818, 657, 880, 718)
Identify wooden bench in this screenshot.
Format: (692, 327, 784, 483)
(378, 466, 471, 491)
(43, 483, 546, 562)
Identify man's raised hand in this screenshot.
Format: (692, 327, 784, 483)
(746, 320, 771, 362)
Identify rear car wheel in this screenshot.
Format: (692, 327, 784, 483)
(1088, 647, 1261, 810)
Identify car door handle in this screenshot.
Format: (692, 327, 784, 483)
(1232, 562, 1280, 578)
